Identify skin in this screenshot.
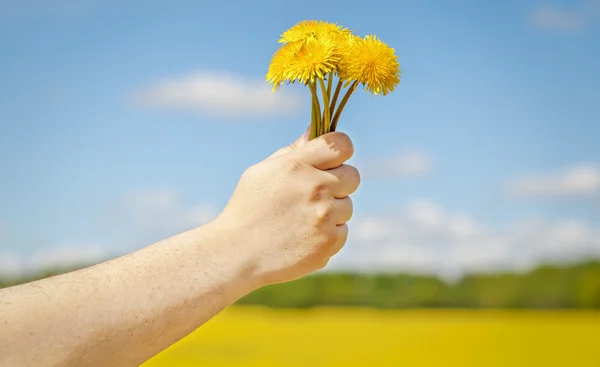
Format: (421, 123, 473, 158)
(0, 130, 361, 367)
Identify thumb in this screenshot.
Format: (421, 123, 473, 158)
(268, 125, 311, 159)
(292, 131, 354, 170)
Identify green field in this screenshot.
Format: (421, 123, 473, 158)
(142, 307, 600, 367)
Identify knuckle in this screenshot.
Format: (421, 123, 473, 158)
(326, 230, 338, 245)
(313, 201, 333, 225)
(308, 182, 327, 202)
(309, 230, 337, 258)
(319, 228, 338, 248)
(300, 146, 318, 165)
(285, 157, 304, 174)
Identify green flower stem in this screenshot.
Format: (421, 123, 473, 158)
(318, 78, 332, 134)
(310, 100, 317, 140)
(331, 80, 358, 132)
(326, 71, 333, 100)
(329, 79, 343, 118)
(308, 81, 322, 137)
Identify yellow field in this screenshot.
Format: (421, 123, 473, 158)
(143, 307, 600, 367)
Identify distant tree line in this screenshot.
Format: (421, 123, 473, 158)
(2, 261, 600, 309)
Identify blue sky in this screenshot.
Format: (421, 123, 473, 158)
(1, 0, 599, 277)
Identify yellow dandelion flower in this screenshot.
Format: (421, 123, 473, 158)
(338, 35, 400, 95)
(279, 20, 350, 44)
(266, 41, 301, 91)
(287, 37, 340, 84)
(337, 33, 360, 67)
(267, 37, 339, 88)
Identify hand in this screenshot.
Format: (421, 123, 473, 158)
(211, 129, 361, 287)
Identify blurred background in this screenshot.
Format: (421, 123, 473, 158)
(1, 0, 599, 366)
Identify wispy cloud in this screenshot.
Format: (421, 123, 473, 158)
(0, 189, 218, 277)
(330, 200, 600, 279)
(132, 71, 304, 119)
(531, 1, 600, 31)
(107, 188, 218, 246)
(0, 251, 22, 278)
(357, 152, 432, 180)
(4, 197, 600, 279)
(506, 163, 600, 197)
(0, 244, 114, 278)
(28, 244, 113, 271)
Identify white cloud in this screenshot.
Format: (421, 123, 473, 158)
(28, 244, 112, 271)
(329, 200, 600, 279)
(0, 245, 115, 279)
(532, 5, 586, 31)
(357, 152, 432, 179)
(531, 1, 600, 31)
(0, 189, 219, 277)
(3, 197, 599, 280)
(0, 187, 217, 276)
(132, 71, 304, 119)
(506, 163, 600, 197)
(112, 188, 218, 244)
(0, 252, 23, 278)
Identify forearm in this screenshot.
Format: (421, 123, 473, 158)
(0, 220, 257, 367)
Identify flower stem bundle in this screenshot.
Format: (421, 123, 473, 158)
(266, 20, 401, 140)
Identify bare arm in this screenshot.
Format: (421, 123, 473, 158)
(0, 224, 255, 367)
(0, 131, 360, 367)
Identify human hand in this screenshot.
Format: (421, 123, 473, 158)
(210, 129, 360, 287)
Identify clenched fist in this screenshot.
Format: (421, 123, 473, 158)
(211, 130, 361, 287)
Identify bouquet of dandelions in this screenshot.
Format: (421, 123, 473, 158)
(267, 20, 401, 140)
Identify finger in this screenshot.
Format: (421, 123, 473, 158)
(325, 223, 349, 257)
(293, 131, 354, 170)
(324, 164, 361, 198)
(331, 196, 353, 225)
(268, 125, 311, 159)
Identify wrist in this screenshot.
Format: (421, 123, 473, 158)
(185, 218, 262, 303)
